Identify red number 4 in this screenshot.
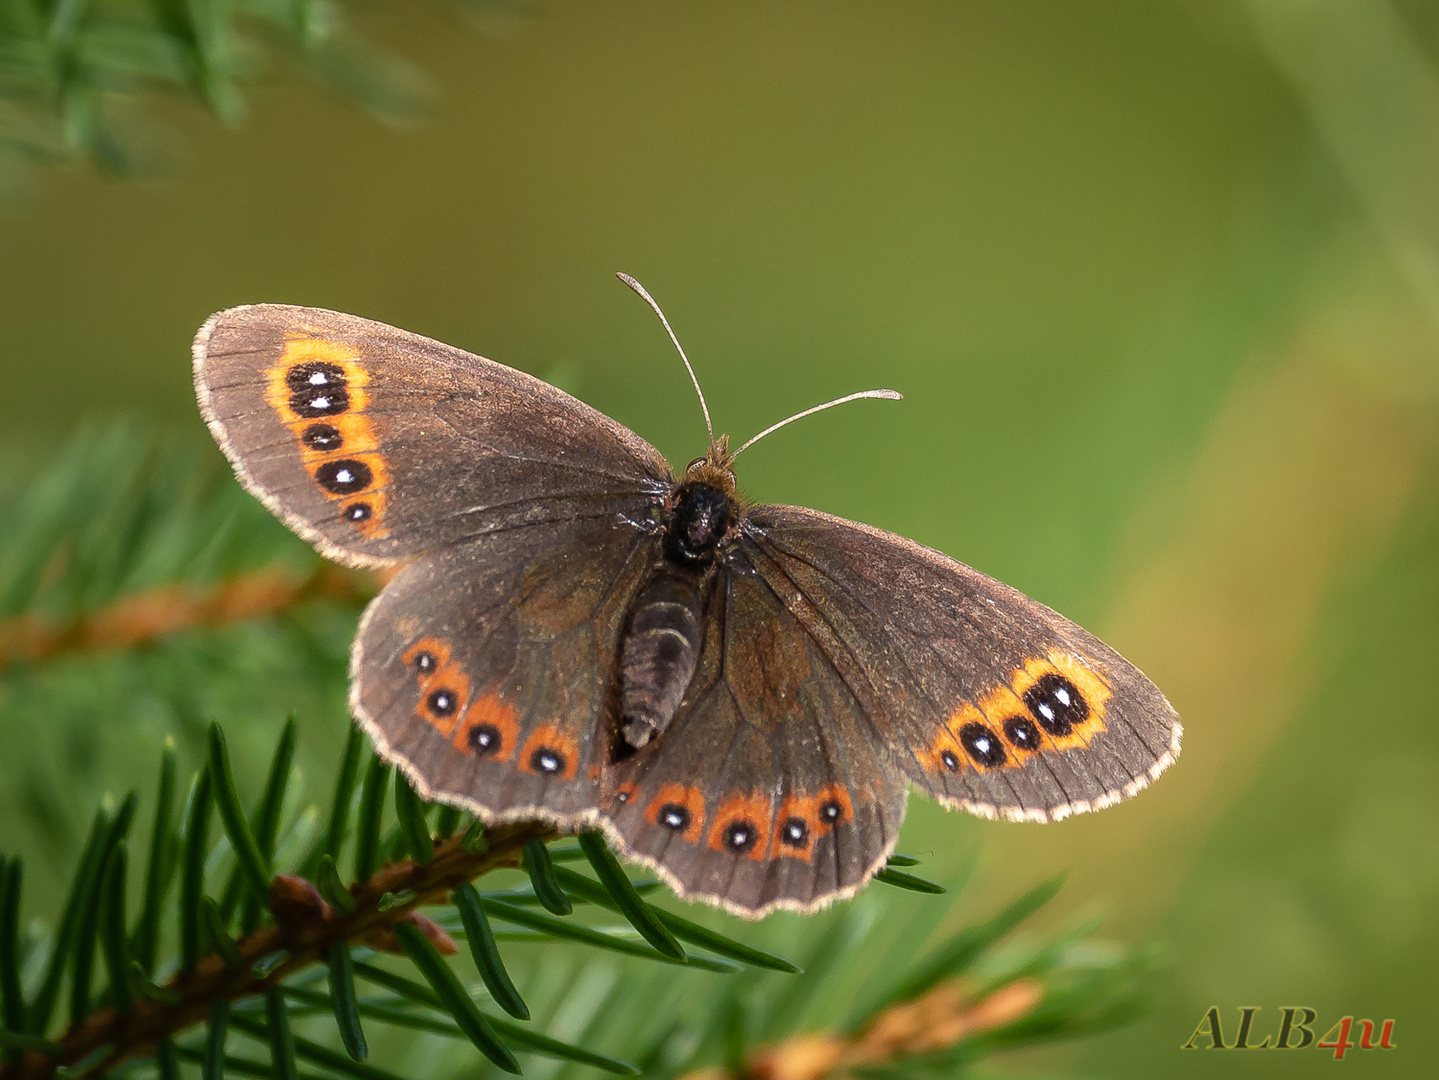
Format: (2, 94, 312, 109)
(1319, 1017, 1397, 1059)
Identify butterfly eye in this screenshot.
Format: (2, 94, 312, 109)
(686, 456, 706, 471)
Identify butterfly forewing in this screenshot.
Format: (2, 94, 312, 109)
(740, 506, 1182, 822)
(194, 305, 671, 567)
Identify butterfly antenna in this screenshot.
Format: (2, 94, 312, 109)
(616, 273, 714, 446)
(733, 388, 903, 459)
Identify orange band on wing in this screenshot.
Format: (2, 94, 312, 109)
(264, 337, 392, 538)
(451, 692, 519, 763)
(518, 723, 580, 780)
(707, 792, 773, 861)
(403, 637, 470, 738)
(645, 784, 706, 844)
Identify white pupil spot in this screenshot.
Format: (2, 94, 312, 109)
(663, 811, 684, 828)
(309, 371, 331, 385)
(434, 694, 450, 709)
(335, 468, 354, 484)
(617, 791, 629, 802)
(1039, 703, 1055, 720)
(475, 731, 491, 747)
(730, 828, 748, 846)
(975, 736, 990, 753)
(311, 395, 330, 409)
(1055, 687, 1071, 706)
(539, 752, 559, 772)
(787, 824, 803, 840)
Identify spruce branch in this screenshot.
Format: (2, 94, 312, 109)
(0, 0, 446, 178)
(2, 820, 557, 1080)
(0, 428, 1156, 1079)
(0, 565, 368, 666)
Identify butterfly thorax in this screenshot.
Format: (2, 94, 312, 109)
(662, 437, 740, 568)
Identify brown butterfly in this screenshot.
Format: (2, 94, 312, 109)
(192, 276, 1181, 918)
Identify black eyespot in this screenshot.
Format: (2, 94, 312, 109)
(426, 689, 457, 717)
(780, 816, 809, 847)
(530, 747, 565, 774)
(290, 385, 350, 418)
(413, 650, 436, 674)
(301, 423, 343, 451)
(820, 800, 844, 824)
(287, 362, 347, 393)
(723, 820, 757, 853)
(940, 750, 961, 771)
(658, 803, 690, 831)
(959, 721, 1007, 767)
(315, 458, 372, 495)
(468, 724, 501, 756)
(1002, 715, 1041, 750)
(1022, 673, 1088, 737)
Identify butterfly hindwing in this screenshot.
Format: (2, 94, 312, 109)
(739, 506, 1182, 823)
(353, 514, 658, 823)
(602, 552, 906, 916)
(194, 304, 671, 567)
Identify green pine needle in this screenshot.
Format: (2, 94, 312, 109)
(319, 729, 366, 865)
(325, 943, 369, 1062)
(578, 831, 684, 961)
(316, 855, 357, 915)
(521, 838, 571, 916)
(453, 883, 529, 1020)
(204, 999, 229, 1080)
(392, 773, 434, 866)
(393, 920, 520, 1074)
(551, 866, 800, 974)
(179, 770, 215, 973)
(207, 722, 273, 907)
(133, 740, 178, 975)
(874, 867, 947, 894)
(353, 757, 391, 885)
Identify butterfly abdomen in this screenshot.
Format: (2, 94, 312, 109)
(620, 567, 705, 748)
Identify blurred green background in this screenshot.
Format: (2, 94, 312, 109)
(2, 0, 1436, 1075)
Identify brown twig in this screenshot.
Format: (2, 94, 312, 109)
(0, 565, 375, 666)
(681, 976, 1044, 1080)
(1, 822, 557, 1080)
